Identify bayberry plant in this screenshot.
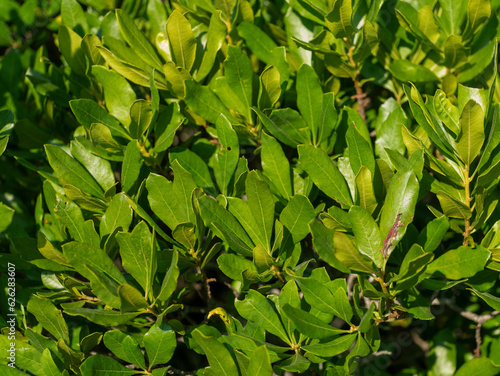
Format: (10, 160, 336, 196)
(1, 0, 500, 375)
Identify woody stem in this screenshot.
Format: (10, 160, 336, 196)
(463, 164, 473, 246)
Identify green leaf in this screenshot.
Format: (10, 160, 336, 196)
(333, 232, 375, 273)
(103, 330, 146, 368)
(116, 9, 163, 71)
(218, 252, 257, 281)
(58, 25, 86, 76)
(0, 203, 14, 233)
(53, 195, 86, 242)
(392, 246, 434, 291)
(463, 0, 491, 38)
(325, 0, 355, 39)
(37, 232, 71, 266)
(436, 190, 472, 219)
(184, 80, 235, 124)
(225, 198, 265, 250)
(27, 296, 69, 343)
(253, 108, 296, 148)
(298, 145, 352, 206)
(191, 329, 239, 376)
(166, 10, 197, 71)
(214, 114, 239, 195)
(246, 171, 274, 250)
(146, 161, 197, 230)
(129, 99, 153, 140)
(69, 98, 130, 141)
(355, 167, 378, 214)
(281, 304, 346, 339)
(455, 357, 500, 376)
(469, 288, 500, 311)
(237, 22, 278, 65)
(154, 103, 185, 153)
(118, 284, 149, 312)
(80, 354, 138, 376)
(280, 194, 316, 244)
(235, 290, 289, 343)
(277, 353, 310, 373)
(100, 193, 132, 238)
(258, 66, 281, 111)
(61, 0, 88, 36)
(389, 60, 439, 83)
(296, 64, 323, 144)
(98, 46, 157, 88)
(439, 0, 467, 35)
(309, 220, 350, 273)
(433, 89, 461, 137)
(348, 205, 383, 268)
(116, 221, 157, 299)
(294, 276, 338, 315)
(374, 98, 407, 168)
(417, 5, 440, 44)
(63, 307, 141, 326)
(70, 139, 115, 192)
(41, 348, 61, 376)
(427, 245, 490, 279)
(157, 250, 179, 302)
(144, 319, 176, 368)
(247, 346, 273, 376)
(197, 194, 254, 256)
(428, 329, 457, 376)
(417, 215, 450, 252)
(456, 99, 485, 166)
(443, 35, 468, 69)
(379, 171, 419, 254)
(170, 148, 214, 194)
(302, 333, 357, 357)
(45, 144, 105, 199)
(92, 66, 136, 125)
(63, 241, 126, 307)
(197, 11, 227, 80)
(173, 223, 196, 250)
(121, 141, 143, 195)
(213, 45, 254, 120)
(261, 132, 292, 200)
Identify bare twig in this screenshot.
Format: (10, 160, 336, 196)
(442, 295, 499, 357)
(410, 329, 430, 355)
(347, 274, 357, 300)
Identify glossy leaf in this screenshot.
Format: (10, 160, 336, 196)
(298, 145, 352, 206)
(235, 290, 289, 343)
(456, 99, 484, 166)
(280, 194, 316, 244)
(214, 114, 239, 195)
(427, 245, 490, 279)
(116, 9, 163, 70)
(348, 205, 383, 267)
(281, 304, 346, 339)
(296, 64, 323, 143)
(191, 329, 239, 376)
(144, 319, 176, 368)
(246, 171, 274, 250)
(80, 354, 138, 376)
(116, 221, 157, 299)
(27, 296, 69, 343)
(92, 65, 136, 124)
(166, 10, 196, 71)
(146, 161, 197, 230)
(247, 346, 273, 376)
(103, 330, 146, 368)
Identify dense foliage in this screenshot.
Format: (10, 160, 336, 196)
(2, 0, 500, 375)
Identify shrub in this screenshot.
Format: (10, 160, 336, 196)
(1, 0, 500, 375)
